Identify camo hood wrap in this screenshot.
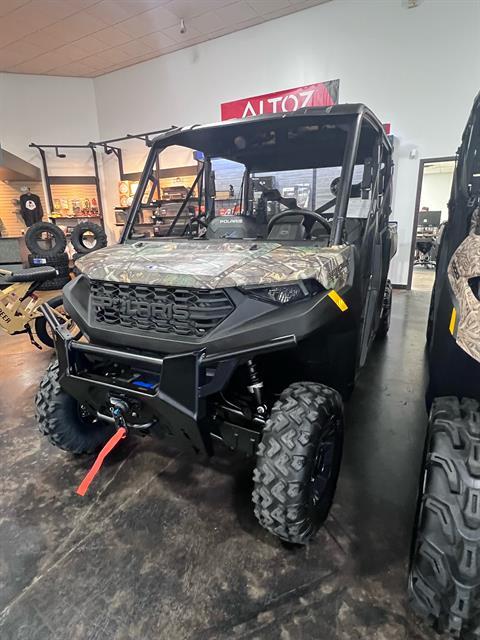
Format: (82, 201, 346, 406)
(76, 241, 354, 291)
(448, 209, 480, 364)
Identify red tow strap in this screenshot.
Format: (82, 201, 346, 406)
(76, 427, 127, 496)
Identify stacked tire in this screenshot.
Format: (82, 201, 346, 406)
(70, 221, 107, 257)
(25, 222, 70, 291)
(70, 222, 107, 274)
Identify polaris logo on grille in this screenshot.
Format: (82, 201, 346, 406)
(93, 296, 190, 321)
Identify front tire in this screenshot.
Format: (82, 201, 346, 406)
(409, 397, 480, 638)
(252, 382, 343, 544)
(36, 360, 114, 454)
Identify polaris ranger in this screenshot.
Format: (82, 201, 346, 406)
(36, 104, 397, 544)
(409, 91, 480, 638)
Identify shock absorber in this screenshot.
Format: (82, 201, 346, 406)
(246, 359, 266, 416)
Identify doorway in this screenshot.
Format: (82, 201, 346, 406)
(408, 156, 455, 291)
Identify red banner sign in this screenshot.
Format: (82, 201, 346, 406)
(221, 80, 339, 121)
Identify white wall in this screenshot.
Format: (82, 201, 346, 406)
(93, 0, 480, 285)
(0, 72, 100, 182)
(420, 172, 454, 222)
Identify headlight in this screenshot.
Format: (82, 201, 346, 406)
(242, 279, 324, 305)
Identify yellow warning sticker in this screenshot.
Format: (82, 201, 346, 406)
(449, 307, 457, 335)
(328, 290, 348, 312)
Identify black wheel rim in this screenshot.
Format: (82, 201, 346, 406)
(310, 417, 338, 506)
(77, 402, 97, 429)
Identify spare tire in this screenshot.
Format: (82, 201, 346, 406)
(37, 274, 70, 291)
(28, 252, 69, 277)
(25, 222, 67, 257)
(70, 222, 107, 255)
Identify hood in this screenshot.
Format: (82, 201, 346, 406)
(76, 240, 354, 291)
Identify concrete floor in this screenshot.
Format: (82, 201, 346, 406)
(0, 287, 442, 640)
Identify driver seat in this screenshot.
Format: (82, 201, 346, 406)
(267, 214, 305, 240)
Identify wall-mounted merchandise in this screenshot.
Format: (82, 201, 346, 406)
(29, 143, 105, 233)
(0, 182, 47, 238)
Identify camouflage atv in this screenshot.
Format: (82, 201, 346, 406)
(36, 104, 397, 544)
(409, 91, 480, 638)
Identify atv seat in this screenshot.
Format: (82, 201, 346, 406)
(4, 265, 57, 283)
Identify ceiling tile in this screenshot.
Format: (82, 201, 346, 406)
(0, 40, 46, 69)
(50, 40, 104, 63)
(165, 0, 235, 20)
(248, 0, 292, 16)
(188, 10, 228, 34)
(86, 0, 160, 26)
(11, 49, 63, 73)
(216, 1, 257, 24)
(93, 25, 131, 46)
(63, 0, 104, 10)
(26, 22, 73, 48)
(58, 10, 108, 39)
(73, 34, 111, 54)
(47, 60, 98, 76)
(0, 13, 39, 46)
(82, 46, 131, 68)
(117, 5, 179, 38)
(10, 1, 80, 31)
(139, 30, 177, 51)
(119, 39, 155, 58)
(0, 0, 30, 18)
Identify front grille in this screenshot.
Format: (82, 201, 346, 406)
(90, 280, 234, 338)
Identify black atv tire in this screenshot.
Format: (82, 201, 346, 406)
(34, 294, 81, 348)
(70, 222, 107, 255)
(252, 382, 343, 544)
(25, 222, 67, 257)
(409, 396, 480, 638)
(376, 279, 392, 339)
(28, 252, 70, 277)
(36, 360, 114, 454)
(36, 274, 70, 291)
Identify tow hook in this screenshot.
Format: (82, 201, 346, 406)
(75, 398, 128, 497)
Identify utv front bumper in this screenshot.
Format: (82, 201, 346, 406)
(40, 303, 295, 456)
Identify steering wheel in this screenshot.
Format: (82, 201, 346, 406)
(267, 209, 332, 235)
(182, 215, 208, 237)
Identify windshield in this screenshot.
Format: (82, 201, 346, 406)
(121, 114, 388, 244)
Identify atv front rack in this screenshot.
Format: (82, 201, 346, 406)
(40, 303, 296, 455)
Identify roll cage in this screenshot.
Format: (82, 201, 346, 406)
(121, 104, 393, 245)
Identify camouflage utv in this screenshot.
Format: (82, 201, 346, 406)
(409, 91, 480, 638)
(37, 104, 397, 544)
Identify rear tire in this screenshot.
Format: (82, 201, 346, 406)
(36, 360, 114, 454)
(252, 382, 343, 544)
(409, 396, 480, 638)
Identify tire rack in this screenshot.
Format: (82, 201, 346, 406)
(29, 128, 177, 232)
(29, 143, 105, 229)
